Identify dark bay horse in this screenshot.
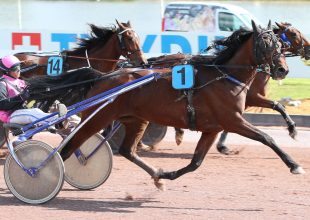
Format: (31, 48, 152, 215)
(30, 21, 304, 189)
(16, 20, 147, 78)
(150, 22, 310, 152)
(55, 20, 304, 186)
(216, 22, 310, 154)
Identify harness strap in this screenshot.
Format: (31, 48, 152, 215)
(185, 89, 196, 130)
(175, 89, 196, 130)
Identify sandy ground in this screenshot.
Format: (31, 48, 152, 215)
(0, 128, 309, 220)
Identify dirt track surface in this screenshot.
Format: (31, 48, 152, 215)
(0, 128, 310, 220)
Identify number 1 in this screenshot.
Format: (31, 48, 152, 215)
(177, 67, 186, 85)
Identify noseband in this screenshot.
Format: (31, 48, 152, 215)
(117, 28, 142, 60)
(254, 30, 282, 76)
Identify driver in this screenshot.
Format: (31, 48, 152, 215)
(0, 55, 79, 154)
(0, 55, 67, 125)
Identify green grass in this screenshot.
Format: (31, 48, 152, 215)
(267, 78, 310, 101)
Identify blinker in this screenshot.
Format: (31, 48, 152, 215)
(280, 33, 291, 46)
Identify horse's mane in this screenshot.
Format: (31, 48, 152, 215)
(272, 22, 292, 33)
(69, 24, 118, 54)
(191, 28, 253, 65)
(26, 67, 103, 105)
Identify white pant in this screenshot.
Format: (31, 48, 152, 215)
(9, 108, 54, 124)
(9, 108, 81, 139)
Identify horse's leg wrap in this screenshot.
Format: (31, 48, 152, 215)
(159, 132, 218, 180)
(231, 118, 304, 174)
(216, 131, 230, 154)
(272, 101, 297, 138)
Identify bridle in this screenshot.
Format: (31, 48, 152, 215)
(61, 27, 144, 68)
(254, 29, 282, 77)
(117, 28, 143, 60)
(279, 24, 305, 57)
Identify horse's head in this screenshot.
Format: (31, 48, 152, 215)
(116, 20, 148, 66)
(252, 20, 289, 80)
(275, 22, 310, 60)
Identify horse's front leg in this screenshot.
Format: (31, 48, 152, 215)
(247, 96, 297, 139)
(215, 131, 242, 155)
(227, 117, 304, 174)
(158, 131, 219, 180)
(216, 131, 230, 154)
(272, 101, 297, 138)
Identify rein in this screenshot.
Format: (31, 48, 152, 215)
(19, 27, 140, 67)
(188, 62, 270, 91)
(19, 52, 125, 65)
(29, 67, 128, 95)
(63, 54, 126, 63)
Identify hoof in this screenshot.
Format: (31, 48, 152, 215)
(154, 179, 166, 191)
(152, 169, 166, 191)
(289, 130, 297, 139)
(291, 166, 306, 174)
(217, 145, 243, 155)
(137, 142, 155, 152)
(175, 130, 184, 146)
(217, 145, 230, 155)
(288, 125, 297, 139)
(175, 133, 184, 146)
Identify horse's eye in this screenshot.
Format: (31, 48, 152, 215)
(291, 33, 297, 37)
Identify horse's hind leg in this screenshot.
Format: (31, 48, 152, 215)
(118, 118, 159, 177)
(227, 118, 304, 174)
(158, 131, 219, 180)
(174, 127, 184, 145)
(60, 108, 116, 161)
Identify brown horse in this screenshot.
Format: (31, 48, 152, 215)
(216, 22, 310, 154)
(149, 22, 310, 151)
(15, 20, 147, 78)
(45, 21, 305, 188)
(116, 22, 310, 151)
(0, 20, 147, 150)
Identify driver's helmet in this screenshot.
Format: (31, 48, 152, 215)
(1, 55, 21, 71)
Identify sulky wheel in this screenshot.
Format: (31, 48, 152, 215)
(0, 122, 9, 148)
(142, 123, 168, 146)
(108, 122, 167, 153)
(64, 133, 113, 190)
(4, 140, 64, 204)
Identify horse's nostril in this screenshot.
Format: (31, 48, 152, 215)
(278, 67, 288, 75)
